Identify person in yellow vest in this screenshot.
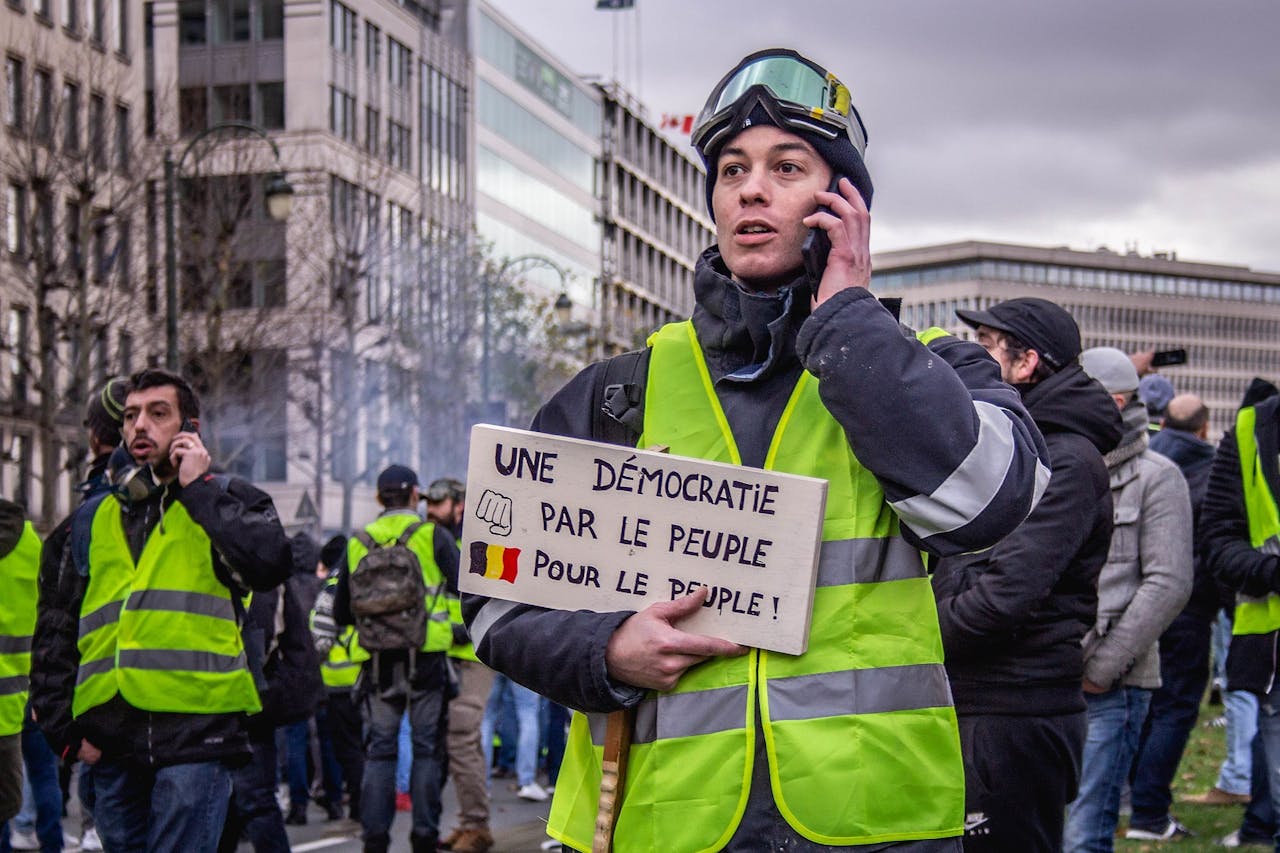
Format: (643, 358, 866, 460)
(426, 478, 495, 853)
(28, 368, 293, 853)
(1202, 380, 1280, 847)
(0, 499, 40, 825)
(331, 465, 459, 853)
(464, 48, 1050, 853)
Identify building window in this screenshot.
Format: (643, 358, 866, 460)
(212, 0, 250, 43)
(115, 103, 129, 172)
(5, 183, 26, 255)
(89, 93, 107, 168)
(178, 0, 205, 44)
(328, 0, 355, 55)
(34, 0, 51, 18)
(364, 106, 379, 154)
(329, 86, 355, 141)
(387, 38, 409, 88)
(387, 119, 410, 171)
(257, 82, 283, 129)
(62, 0, 79, 32)
(115, 215, 130, 289)
(212, 84, 250, 123)
(62, 80, 81, 153)
(88, 0, 105, 45)
(260, 0, 283, 39)
(364, 21, 380, 73)
(179, 86, 208, 134)
(112, 0, 127, 53)
(4, 56, 23, 131)
(32, 68, 52, 142)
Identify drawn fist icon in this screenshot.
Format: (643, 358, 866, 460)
(475, 489, 513, 536)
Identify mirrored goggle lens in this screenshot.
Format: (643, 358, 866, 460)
(708, 56, 837, 121)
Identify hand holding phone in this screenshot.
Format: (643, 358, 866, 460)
(169, 418, 210, 487)
(801, 174, 845, 288)
(1151, 348, 1187, 367)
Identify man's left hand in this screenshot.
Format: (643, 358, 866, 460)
(1082, 678, 1108, 695)
(803, 176, 872, 309)
(170, 431, 212, 487)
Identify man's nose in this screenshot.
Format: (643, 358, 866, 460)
(738, 167, 768, 203)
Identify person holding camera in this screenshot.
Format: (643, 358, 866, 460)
(30, 368, 293, 853)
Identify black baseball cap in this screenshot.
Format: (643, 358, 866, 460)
(376, 464, 418, 494)
(955, 297, 1081, 371)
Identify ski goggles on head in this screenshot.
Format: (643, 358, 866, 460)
(692, 49, 867, 160)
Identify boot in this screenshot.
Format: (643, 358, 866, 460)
(409, 832, 436, 853)
(284, 802, 308, 825)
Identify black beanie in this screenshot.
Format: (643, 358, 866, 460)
(699, 103, 874, 221)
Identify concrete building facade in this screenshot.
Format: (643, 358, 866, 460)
(873, 240, 1280, 436)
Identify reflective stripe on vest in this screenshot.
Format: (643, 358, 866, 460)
(322, 626, 369, 688)
(0, 522, 41, 736)
(72, 496, 261, 717)
(547, 321, 963, 852)
(1232, 406, 1280, 636)
(347, 514, 453, 653)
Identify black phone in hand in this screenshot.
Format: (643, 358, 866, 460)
(801, 175, 846, 287)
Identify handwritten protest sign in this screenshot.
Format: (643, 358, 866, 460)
(460, 425, 827, 655)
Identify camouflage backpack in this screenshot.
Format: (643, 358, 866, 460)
(348, 521, 428, 651)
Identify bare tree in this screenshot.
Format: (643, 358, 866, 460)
(0, 38, 154, 525)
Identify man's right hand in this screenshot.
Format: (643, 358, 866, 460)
(77, 739, 102, 765)
(605, 588, 747, 692)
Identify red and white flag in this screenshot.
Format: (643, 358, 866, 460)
(660, 113, 695, 134)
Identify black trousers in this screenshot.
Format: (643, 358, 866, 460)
(959, 711, 1088, 853)
(317, 690, 365, 819)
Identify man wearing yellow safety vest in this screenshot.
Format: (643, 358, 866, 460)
(464, 48, 1050, 853)
(28, 369, 293, 853)
(0, 499, 40, 825)
(1202, 382, 1280, 842)
(426, 478, 495, 853)
(330, 465, 460, 853)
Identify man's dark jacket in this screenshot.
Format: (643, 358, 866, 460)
(932, 363, 1123, 715)
(1149, 427, 1219, 617)
(1202, 394, 1280, 695)
(31, 474, 292, 765)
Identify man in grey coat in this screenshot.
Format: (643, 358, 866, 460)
(1064, 347, 1194, 851)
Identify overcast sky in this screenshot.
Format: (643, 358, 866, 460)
(484, 0, 1280, 273)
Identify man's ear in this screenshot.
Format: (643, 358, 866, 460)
(1013, 349, 1041, 384)
(187, 417, 201, 434)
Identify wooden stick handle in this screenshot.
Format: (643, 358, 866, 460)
(592, 707, 635, 853)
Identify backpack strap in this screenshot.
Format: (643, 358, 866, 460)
(395, 520, 426, 547)
(593, 348, 651, 446)
(70, 493, 110, 578)
(354, 529, 377, 551)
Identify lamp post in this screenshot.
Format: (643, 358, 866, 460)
(482, 254, 570, 421)
(164, 120, 294, 371)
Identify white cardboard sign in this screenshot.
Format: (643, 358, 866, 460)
(460, 425, 827, 655)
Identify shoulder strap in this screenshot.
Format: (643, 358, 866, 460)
(354, 529, 377, 551)
(396, 520, 426, 547)
(593, 348, 651, 446)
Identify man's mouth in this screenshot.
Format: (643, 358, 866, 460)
(736, 221, 774, 235)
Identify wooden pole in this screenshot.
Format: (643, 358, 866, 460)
(592, 706, 636, 853)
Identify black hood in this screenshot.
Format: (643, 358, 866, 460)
(1021, 362, 1124, 456)
(690, 247, 811, 383)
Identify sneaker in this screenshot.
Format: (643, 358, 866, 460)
(1125, 818, 1194, 841)
(8, 829, 39, 851)
(450, 827, 495, 853)
(1221, 829, 1272, 847)
(518, 782, 550, 802)
(63, 831, 82, 850)
(1181, 786, 1251, 806)
(80, 827, 103, 852)
(324, 800, 344, 821)
(395, 791, 412, 812)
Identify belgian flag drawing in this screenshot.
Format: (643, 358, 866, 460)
(469, 542, 520, 584)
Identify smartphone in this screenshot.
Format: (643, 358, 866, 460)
(155, 419, 199, 477)
(1151, 348, 1188, 367)
(179, 418, 198, 435)
(801, 174, 846, 286)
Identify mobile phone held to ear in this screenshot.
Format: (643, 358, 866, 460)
(801, 174, 847, 287)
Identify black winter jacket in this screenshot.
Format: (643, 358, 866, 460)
(1148, 427, 1220, 617)
(31, 474, 292, 765)
(1202, 395, 1280, 695)
(933, 363, 1122, 715)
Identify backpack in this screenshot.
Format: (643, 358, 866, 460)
(243, 574, 324, 729)
(348, 521, 428, 651)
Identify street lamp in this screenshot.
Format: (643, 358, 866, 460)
(482, 254, 570, 418)
(164, 120, 294, 371)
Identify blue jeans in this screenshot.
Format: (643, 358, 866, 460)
(1216, 609, 1257, 795)
(1239, 724, 1275, 845)
(1255, 687, 1280, 851)
(1063, 686, 1152, 853)
(396, 713, 411, 793)
(361, 683, 447, 847)
(221, 735, 290, 853)
(539, 698, 569, 787)
(0, 709, 63, 853)
(93, 759, 232, 853)
(1130, 610, 1213, 829)
(284, 719, 310, 809)
(481, 674, 540, 787)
